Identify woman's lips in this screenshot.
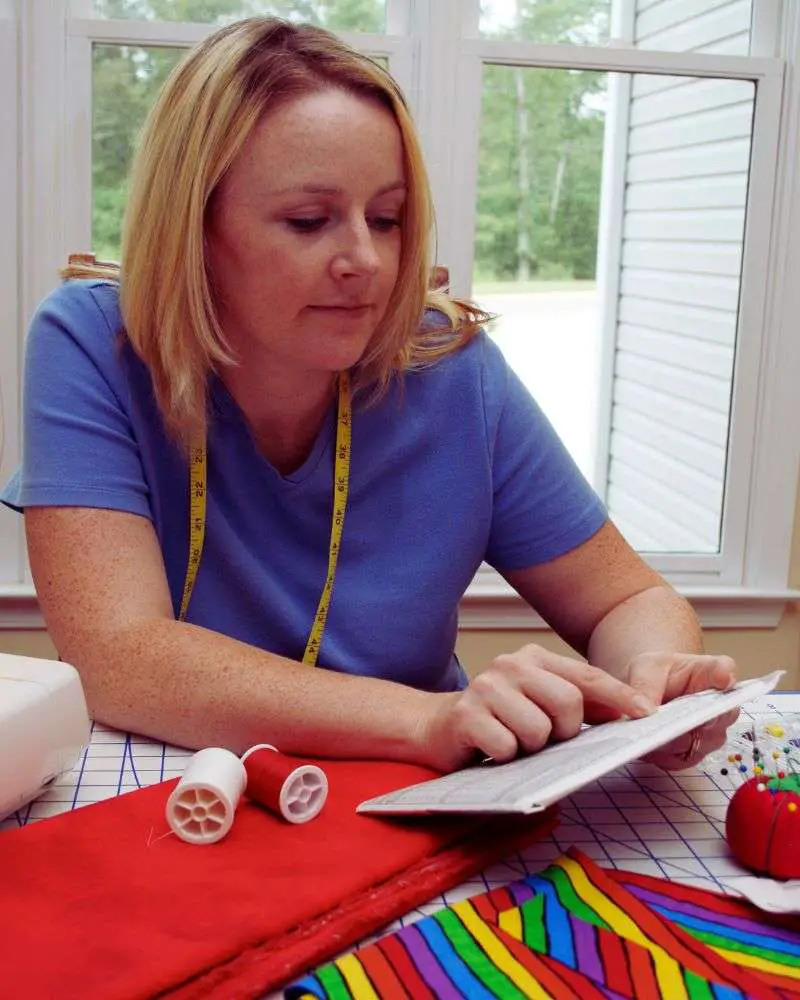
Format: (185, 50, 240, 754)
(310, 304, 372, 313)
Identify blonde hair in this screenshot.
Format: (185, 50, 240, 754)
(64, 18, 489, 442)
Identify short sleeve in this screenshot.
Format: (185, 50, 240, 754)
(482, 339, 607, 570)
(0, 281, 152, 517)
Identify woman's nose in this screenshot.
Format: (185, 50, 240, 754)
(330, 220, 381, 279)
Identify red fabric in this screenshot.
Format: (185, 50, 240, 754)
(0, 758, 553, 1000)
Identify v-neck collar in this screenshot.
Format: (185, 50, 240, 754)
(209, 375, 338, 486)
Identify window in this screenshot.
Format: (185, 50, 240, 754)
(4, 0, 800, 630)
(92, 44, 185, 258)
(472, 65, 755, 541)
(480, 0, 612, 46)
(474, 66, 756, 556)
(90, 0, 387, 31)
(0, 1, 18, 590)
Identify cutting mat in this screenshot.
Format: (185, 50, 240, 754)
(4, 692, 798, 941)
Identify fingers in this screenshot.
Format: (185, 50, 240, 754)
(447, 693, 521, 763)
(424, 647, 741, 774)
(644, 708, 740, 771)
(444, 645, 656, 766)
(716, 708, 741, 730)
(626, 653, 738, 708)
(468, 669, 576, 752)
(480, 655, 583, 743)
(682, 655, 737, 695)
(507, 649, 657, 721)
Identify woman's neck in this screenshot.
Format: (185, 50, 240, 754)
(221, 363, 338, 475)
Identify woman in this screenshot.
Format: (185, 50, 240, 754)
(2, 17, 736, 772)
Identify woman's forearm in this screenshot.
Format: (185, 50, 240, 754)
(69, 617, 437, 760)
(25, 507, 442, 763)
(587, 584, 704, 678)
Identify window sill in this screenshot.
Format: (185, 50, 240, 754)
(458, 580, 800, 630)
(0, 586, 41, 628)
(1, 583, 799, 631)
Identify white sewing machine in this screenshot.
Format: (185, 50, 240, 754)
(0, 653, 91, 820)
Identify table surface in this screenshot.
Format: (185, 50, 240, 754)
(4, 691, 799, 957)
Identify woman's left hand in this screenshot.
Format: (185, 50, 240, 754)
(615, 652, 739, 770)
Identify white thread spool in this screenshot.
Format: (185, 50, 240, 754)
(166, 747, 247, 845)
(241, 743, 328, 824)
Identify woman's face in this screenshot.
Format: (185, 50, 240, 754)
(207, 88, 406, 379)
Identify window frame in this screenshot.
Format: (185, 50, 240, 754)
(425, 3, 800, 626)
(447, 43, 782, 582)
(0, 0, 20, 594)
(4, 0, 800, 632)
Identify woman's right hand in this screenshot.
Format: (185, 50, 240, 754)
(416, 643, 656, 773)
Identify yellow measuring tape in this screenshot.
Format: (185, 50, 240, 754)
(177, 441, 207, 624)
(178, 372, 352, 668)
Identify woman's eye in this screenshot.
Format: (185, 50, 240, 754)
(286, 217, 327, 232)
(370, 217, 401, 232)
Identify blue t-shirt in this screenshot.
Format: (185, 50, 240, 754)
(2, 281, 607, 691)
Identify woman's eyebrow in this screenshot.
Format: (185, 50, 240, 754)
(265, 181, 407, 197)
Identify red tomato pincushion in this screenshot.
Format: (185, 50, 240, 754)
(726, 773, 800, 879)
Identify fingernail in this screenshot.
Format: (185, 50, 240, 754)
(631, 695, 656, 717)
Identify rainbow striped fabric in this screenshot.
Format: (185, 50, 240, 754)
(608, 869, 800, 997)
(286, 848, 800, 999)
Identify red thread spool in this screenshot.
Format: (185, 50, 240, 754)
(241, 744, 328, 824)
